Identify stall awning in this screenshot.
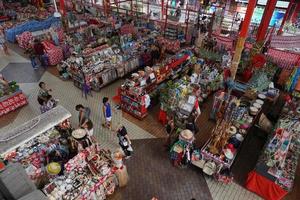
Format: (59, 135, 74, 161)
(0, 105, 71, 155)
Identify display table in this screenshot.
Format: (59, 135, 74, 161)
(246, 103, 300, 200)
(0, 105, 71, 154)
(246, 171, 288, 200)
(0, 90, 27, 117)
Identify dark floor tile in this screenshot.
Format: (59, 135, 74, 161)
(110, 138, 212, 200)
(1, 62, 45, 83)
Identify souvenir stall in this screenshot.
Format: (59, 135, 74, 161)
(192, 91, 267, 181)
(159, 78, 200, 128)
(16, 27, 64, 50)
(0, 106, 127, 200)
(0, 75, 27, 117)
(0, 5, 53, 32)
(62, 44, 122, 90)
(5, 16, 60, 43)
(120, 49, 193, 119)
(246, 99, 300, 200)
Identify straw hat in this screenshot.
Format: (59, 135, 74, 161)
(180, 129, 194, 140)
(47, 162, 61, 175)
(228, 126, 237, 135)
(72, 129, 87, 139)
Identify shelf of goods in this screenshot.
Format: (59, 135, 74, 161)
(159, 78, 198, 128)
(0, 79, 27, 117)
(120, 49, 193, 119)
(0, 105, 123, 200)
(64, 44, 121, 91)
(192, 91, 265, 177)
(246, 102, 300, 200)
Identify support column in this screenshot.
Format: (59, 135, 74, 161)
(256, 0, 277, 42)
(59, 0, 66, 16)
(278, 0, 295, 35)
(163, 0, 169, 36)
(291, 2, 300, 23)
(230, 0, 257, 80)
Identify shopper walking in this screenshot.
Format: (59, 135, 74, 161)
(116, 124, 133, 158)
(75, 104, 91, 128)
(0, 29, 9, 55)
(102, 97, 112, 130)
(25, 48, 38, 69)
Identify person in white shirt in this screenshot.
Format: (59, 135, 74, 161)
(190, 64, 202, 84)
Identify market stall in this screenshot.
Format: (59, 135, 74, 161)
(191, 91, 267, 179)
(246, 100, 300, 200)
(120, 48, 193, 119)
(0, 75, 27, 117)
(0, 105, 127, 200)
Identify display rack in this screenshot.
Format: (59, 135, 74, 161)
(0, 105, 71, 155)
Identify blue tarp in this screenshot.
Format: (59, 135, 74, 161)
(5, 16, 60, 43)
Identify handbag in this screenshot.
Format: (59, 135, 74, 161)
(127, 145, 133, 152)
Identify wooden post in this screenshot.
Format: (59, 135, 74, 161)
(230, 0, 257, 80)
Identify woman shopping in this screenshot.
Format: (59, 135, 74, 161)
(116, 124, 133, 159)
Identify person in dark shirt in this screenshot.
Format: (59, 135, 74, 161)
(150, 44, 160, 65)
(33, 39, 46, 66)
(116, 124, 132, 158)
(186, 113, 199, 134)
(141, 49, 152, 67)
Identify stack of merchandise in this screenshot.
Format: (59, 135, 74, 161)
(62, 45, 122, 90)
(1, 106, 125, 200)
(196, 92, 266, 177)
(44, 147, 119, 200)
(120, 49, 193, 119)
(42, 40, 64, 66)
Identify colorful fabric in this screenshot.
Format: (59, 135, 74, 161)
(267, 48, 300, 68)
(0, 91, 27, 116)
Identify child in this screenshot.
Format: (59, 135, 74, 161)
(40, 95, 57, 113)
(102, 97, 112, 130)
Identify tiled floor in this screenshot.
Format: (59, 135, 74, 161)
(2, 45, 297, 200)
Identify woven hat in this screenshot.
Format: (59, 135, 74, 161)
(228, 126, 237, 135)
(72, 129, 87, 139)
(47, 162, 61, 175)
(180, 129, 194, 140)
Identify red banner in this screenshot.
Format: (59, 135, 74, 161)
(0, 92, 28, 117)
(212, 33, 234, 50)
